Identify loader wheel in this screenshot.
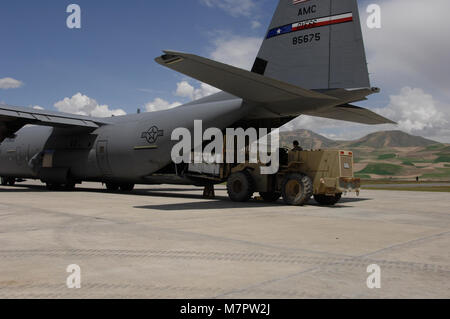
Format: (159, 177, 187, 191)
(259, 192, 281, 203)
(227, 171, 254, 202)
(105, 183, 120, 192)
(119, 183, 135, 192)
(281, 174, 313, 206)
(314, 193, 342, 206)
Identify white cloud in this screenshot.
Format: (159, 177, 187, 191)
(283, 87, 450, 143)
(175, 81, 220, 101)
(32, 106, 44, 110)
(200, 0, 256, 17)
(210, 35, 262, 70)
(145, 30, 261, 108)
(54, 93, 126, 117)
(377, 87, 449, 139)
(0, 77, 23, 89)
(145, 98, 181, 112)
(251, 20, 261, 29)
(362, 0, 450, 94)
(144, 81, 219, 112)
(278, 0, 450, 143)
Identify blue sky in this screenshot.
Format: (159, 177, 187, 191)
(1, 0, 449, 142)
(0, 0, 275, 110)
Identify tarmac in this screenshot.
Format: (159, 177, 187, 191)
(363, 183, 450, 188)
(0, 180, 449, 299)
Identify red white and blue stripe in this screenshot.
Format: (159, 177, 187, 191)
(267, 12, 353, 39)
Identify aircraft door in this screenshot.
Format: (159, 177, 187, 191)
(96, 140, 113, 176)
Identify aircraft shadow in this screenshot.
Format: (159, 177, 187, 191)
(135, 195, 372, 211)
(134, 199, 282, 211)
(1, 184, 371, 210)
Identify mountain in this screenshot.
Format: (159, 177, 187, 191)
(280, 129, 441, 149)
(279, 130, 448, 180)
(280, 129, 339, 149)
(344, 131, 439, 148)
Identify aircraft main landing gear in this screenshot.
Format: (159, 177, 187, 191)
(105, 183, 135, 192)
(45, 183, 77, 191)
(1, 177, 16, 186)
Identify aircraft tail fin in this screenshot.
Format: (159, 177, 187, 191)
(252, 0, 370, 90)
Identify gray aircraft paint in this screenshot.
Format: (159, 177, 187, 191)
(0, 97, 247, 184)
(0, 0, 393, 187)
(256, 0, 370, 89)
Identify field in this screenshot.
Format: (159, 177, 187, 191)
(353, 145, 450, 180)
(358, 163, 403, 176)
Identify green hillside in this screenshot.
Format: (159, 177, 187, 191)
(280, 129, 450, 181)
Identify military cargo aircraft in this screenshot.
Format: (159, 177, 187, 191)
(0, 0, 393, 192)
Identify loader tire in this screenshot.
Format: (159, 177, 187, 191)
(227, 171, 255, 202)
(281, 174, 313, 206)
(314, 193, 342, 206)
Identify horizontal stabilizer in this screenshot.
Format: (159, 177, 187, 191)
(303, 104, 396, 125)
(155, 51, 338, 103)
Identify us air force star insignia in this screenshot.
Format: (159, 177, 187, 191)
(141, 126, 164, 144)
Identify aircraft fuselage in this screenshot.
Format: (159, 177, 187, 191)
(0, 96, 246, 185)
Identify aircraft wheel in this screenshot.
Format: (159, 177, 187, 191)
(281, 174, 313, 206)
(7, 178, 16, 186)
(46, 183, 61, 191)
(1, 177, 8, 186)
(119, 183, 135, 192)
(227, 171, 254, 202)
(314, 193, 342, 206)
(105, 183, 120, 192)
(259, 192, 281, 203)
(64, 183, 76, 191)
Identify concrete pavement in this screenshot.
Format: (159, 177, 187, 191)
(0, 181, 449, 299)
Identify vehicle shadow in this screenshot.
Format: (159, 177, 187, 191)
(134, 197, 372, 211)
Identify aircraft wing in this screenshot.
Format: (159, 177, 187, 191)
(0, 104, 111, 142)
(155, 50, 338, 103)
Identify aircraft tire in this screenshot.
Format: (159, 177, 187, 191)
(314, 193, 342, 206)
(227, 171, 254, 202)
(281, 174, 313, 206)
(259, 192, 281, 203)
(105, 183, 120, 192)
(46, 183, 61, 191)
(119, 183, 135, 192)
(7, 178, 16, 186)
(64, 182, 76, 191)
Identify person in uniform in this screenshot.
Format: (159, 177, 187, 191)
(292, 140, 304, 151)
